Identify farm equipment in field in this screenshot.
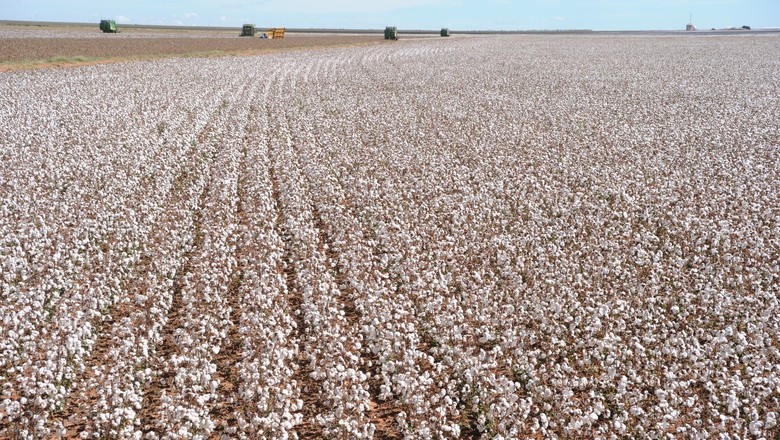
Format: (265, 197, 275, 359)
(384, 26, 398, 40)
(260, 28, 285, 39)
(441, 28, 451, 37)
(240, 24, 256, 36)
(242, 24, 285, 39)
(100, 20, 117, 33)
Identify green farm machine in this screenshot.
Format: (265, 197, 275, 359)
(240, 24, 256, 36)
(384, 26, 398, 40)
(99, 20, 117, 33)
(241, 24, 285, 38)
(441, 28, 451, 37)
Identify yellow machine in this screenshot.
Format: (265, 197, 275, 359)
(260, 28, 285, 39)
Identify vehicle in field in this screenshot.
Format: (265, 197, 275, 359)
(99, 20, 117, 33)
(261, 28, 286, 39)
(441, 28, 451, 37)
(385, 26, 398, 40)
(240, 24, 256, 37)
(244, 25, 285, 39)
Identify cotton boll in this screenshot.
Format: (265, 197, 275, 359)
(765, 412, 777, 430)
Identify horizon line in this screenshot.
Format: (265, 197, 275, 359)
(2, 19, 779, 35)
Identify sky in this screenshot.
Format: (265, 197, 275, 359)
(2, 0, 778, 31)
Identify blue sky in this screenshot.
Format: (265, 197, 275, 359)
(3, 0, 778, 30)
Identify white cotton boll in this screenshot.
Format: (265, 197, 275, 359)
(766, 412, 777, 429)
(749, 420, 763, 436)
(726, 391, 739, 413)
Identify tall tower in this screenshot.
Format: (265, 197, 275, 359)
(686, 13, 697, 31)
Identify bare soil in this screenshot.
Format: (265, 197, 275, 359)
(0, 32, 384, 70)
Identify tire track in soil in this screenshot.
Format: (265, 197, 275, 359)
(140, 79, 254, 435)
(0, 259, 120, 437)
(0, 173, 172, 436)
(282, 91, 399, 436)
(208, 261, 244, 434)
(138, 164, 210, 436)
(268, 162, 321, 439)
(334, 193, 484, 439)
(200, 78, 262, 436)
(324, 172, 462, 438)
(52, 277, 141, 437)
(45, 138, 208, 438)
(208, 142, 249, 435)
(310, 205, 402, 440)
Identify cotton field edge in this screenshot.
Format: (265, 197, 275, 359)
(1, 33, 778, 439)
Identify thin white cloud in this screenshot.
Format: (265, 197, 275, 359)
(115, 15, 131, 22)
(172, 12, 200, 24)
(218, 15, 243, 25)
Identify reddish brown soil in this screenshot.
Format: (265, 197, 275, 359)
(0, 34, 384, 70)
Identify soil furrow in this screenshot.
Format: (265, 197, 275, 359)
(268, 163, 321, 439)
(52, 288, 138, 437)
(138, 177, 209, 436)
(43, 137, 206, 437)
(310, 205, 402, 440)
(208, 267, 244, 433)
(0, 34, 385, 69)
(137, 250, 194, 434)
(209, 143, 249, 435)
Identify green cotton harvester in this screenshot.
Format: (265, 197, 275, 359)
(441, 28, 451, 37)
(240, 24, 256, 36)
(384, 26, 398, 40)
(100, 20, 117, 33)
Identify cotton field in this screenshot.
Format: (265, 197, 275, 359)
(0, 33, 778, 439)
